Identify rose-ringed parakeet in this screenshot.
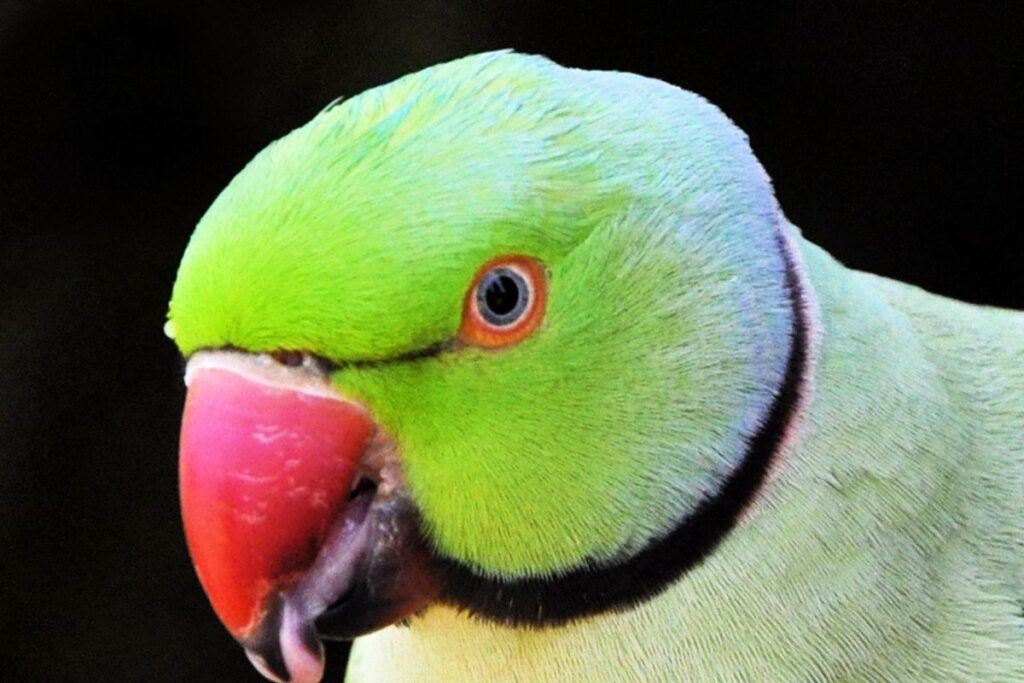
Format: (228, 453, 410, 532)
(167, 52, 1024, 682)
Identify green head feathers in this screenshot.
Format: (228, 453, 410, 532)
(169, 51, 796, 579)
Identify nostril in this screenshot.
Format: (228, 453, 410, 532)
(270, 350, 305, 367)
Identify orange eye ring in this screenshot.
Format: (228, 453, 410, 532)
(459, 255, 548, 348)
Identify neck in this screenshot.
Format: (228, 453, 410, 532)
(348, 233, 1022, 682)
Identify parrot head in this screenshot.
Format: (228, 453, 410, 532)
(168, 51, 808, 683)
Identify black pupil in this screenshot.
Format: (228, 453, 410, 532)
(477, 268, 529, 326)
(484, 274, 520, 315)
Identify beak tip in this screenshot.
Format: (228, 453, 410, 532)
(243, 595, 326, 683)
(245, 649, 290, 683)
(245, 642, 325, 683)
(279, 602, 327, 683)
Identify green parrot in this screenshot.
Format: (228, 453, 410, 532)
(167, 51, 1024, 682)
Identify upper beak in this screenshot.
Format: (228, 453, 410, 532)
(179, 351, 437, 683)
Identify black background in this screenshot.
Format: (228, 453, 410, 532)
(1, 2, 1020, 681)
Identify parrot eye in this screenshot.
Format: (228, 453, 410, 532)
(460, 256, 547, 348)
(477, 268, 529, 326)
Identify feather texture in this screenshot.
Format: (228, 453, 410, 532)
(168, 52, 1023, 681)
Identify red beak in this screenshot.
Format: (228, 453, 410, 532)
(179, 354, 374, 682)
